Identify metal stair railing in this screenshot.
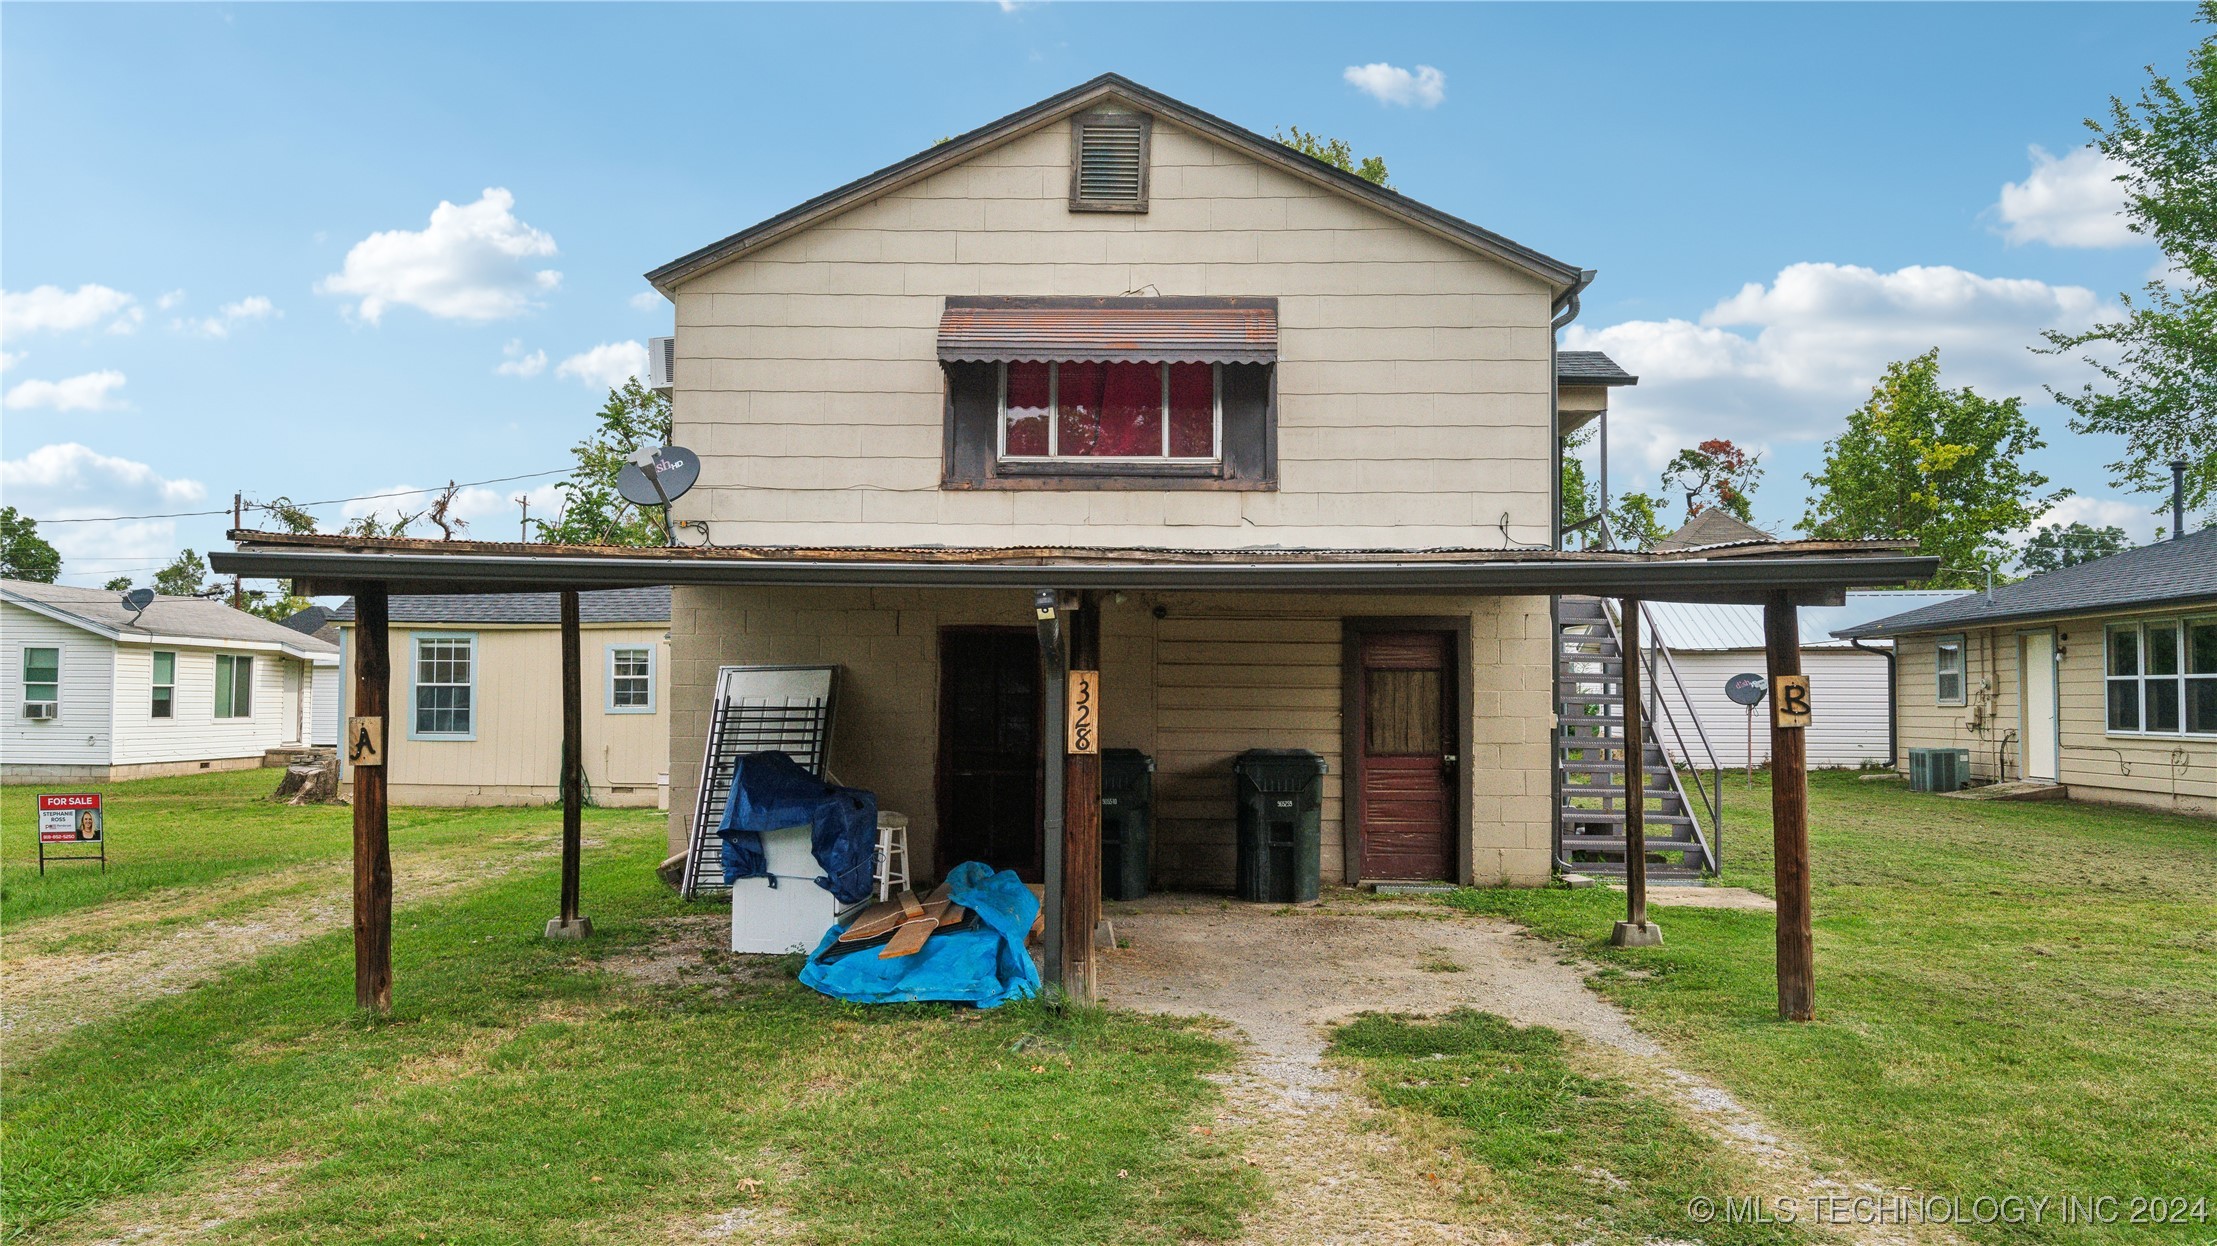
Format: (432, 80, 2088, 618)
(1600, 599, 1723, 874)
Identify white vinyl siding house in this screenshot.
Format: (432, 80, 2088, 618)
(2, 580, 338, 782)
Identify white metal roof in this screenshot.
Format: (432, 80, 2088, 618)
(1646, 590, 1973, 652)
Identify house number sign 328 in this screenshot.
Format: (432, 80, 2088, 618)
(1067, 670, 1100, 756)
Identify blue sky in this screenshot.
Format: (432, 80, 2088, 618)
(2, 2, 2198, 585)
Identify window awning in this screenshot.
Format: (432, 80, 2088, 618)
(937, 296, 1278, 365)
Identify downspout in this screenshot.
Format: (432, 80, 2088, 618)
(1849, 636, 1895, 769)
(1549, 269, 1596, 551)
(1034, 589, 1066, 986)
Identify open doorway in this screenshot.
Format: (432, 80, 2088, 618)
(936, 627, 1046, 881)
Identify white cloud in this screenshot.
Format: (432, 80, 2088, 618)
(174, 295, 280, 338)
(0, 443, 208, 572)
(1993, 146, 2137, 248)
(629, 289, 666, 312)
(2022, 495, 2160, 546)
(157, 289, 187, 311)
(1563, 262, 2106, 469)
(1343, 62, 1445, 108)
(555, 340, 646, 390)
(2, 284, 139, 336)
(0, 351, 19, 372)
(4, 370, 128, 412)
(317, 188, 561, 324)
(495, 339, 548, 378)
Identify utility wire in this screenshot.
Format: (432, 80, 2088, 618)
(34, 468, 570, 524)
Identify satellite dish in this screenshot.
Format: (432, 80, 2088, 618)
(1724, 672, 1767, 707)
(616, 444, 700, 508)
(121, 587, 156, 614)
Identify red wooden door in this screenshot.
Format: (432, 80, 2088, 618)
(1356, 631, 1455, 881)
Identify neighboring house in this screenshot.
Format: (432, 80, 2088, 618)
(331, 589, 671, 808)
(280, 605, 343, 746)
(1, 579, 338, 781)
(219, 75, 1927, 898)
(1837, 526, 2217, 814)
(1643, 590, 1972, 769)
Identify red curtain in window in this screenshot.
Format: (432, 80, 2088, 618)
(1168, 363, 1213, 457)
(1058, 361, 1161, 456)
(1004, 362, 1051, 455)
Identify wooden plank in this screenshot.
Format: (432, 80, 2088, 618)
(558, 589, 584, 926)
(1766, 593, 1815, 1021)
(1620, 599, 1649, 931)
(1063, 594, 1102, 999)
(352, 584, 392, 1013)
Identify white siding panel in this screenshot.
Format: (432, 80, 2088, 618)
(311, 664, 339, 747)
(108, 644, 301, 766)
(1, 604, 116, 768)
(1653, 648, 1893, 769)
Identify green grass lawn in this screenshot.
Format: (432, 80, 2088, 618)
(1, 773, 1256, 1244)
(1441, 771, 2217, 1246)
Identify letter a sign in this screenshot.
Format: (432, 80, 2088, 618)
(347, 716, 386, 766)
(1773, 675, 1812, 729)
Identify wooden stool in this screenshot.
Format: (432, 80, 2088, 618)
(875, 812, 911, 901)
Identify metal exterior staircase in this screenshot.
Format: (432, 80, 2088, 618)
(1555, 595, 1721, 879)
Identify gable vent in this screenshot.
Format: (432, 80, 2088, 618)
(1070, 113, 1151, 212)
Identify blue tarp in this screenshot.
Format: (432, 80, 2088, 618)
(798, 861, 1041, 1008)
(717, 751, 878, 906)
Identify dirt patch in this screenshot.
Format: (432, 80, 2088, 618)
(600, 913, 794, 999)
(35, 1153, 315, 1245)
(1098, 895, 1952, 1246)
(1621, 884, 1778, 912)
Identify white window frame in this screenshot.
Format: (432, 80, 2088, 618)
(21, 645, 60, 719)
(214, 653, 254, 720)
(605, 643, 655, 714)
(995, 360, 1222, 464)
(1934, 635, 1967, 706)
(151, 650, 176, 720)
(2108, 615, 2217, 739)
(409, 632, 477, 741)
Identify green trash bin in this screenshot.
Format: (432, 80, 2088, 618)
(1233, 749, 1328, 903)
(1101, 748, 1155, 901)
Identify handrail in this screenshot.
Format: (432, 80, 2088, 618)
(1638, 602, 1725, 869)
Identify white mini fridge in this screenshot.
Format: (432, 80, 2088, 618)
(729, 824, 846, 954)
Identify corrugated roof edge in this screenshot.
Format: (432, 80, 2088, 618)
(644, 73, 1584, 296)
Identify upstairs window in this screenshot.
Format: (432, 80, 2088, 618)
(152, 651, 176, 719)
(214, 654, 254, 719)
(1001, 361, 1217, 461)
(1069, 112, 1150, 212)
(1934, 636, 1966, 706)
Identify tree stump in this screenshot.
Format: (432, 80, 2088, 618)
(274, 755, 339, 804)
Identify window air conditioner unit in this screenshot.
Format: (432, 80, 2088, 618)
(22, 702, 56, 721)
(647, 335, 676, 393)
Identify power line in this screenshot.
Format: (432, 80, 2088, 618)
(33, 468, 571, 525)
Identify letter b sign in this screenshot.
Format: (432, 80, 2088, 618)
(1772, 675, 1811, 729)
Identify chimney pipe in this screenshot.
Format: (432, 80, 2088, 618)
(2172, 460, 2189, 540)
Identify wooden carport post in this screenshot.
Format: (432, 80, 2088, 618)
(352, 584, 393, 1011)
(546, 588, 592, 940)
(1062, 591, 1103, 999)
(1610, 597, 1659, 947)
(1765, 592, 1815, 1021)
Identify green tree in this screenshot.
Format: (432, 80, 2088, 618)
(103, 576, 134, 592)
(1609, 491, 1672, 552)
(152, 549, 208, 597)
(532, 378, 675, 546)
(2038, 1, 2216, 522)
(239, 585, 311, 623)
(2019, 521, 2131, 574)
(0, 507, 62, 582)
(1275, 126, 1390, 187)
(1660, 438, 1763, 522)
(1801, 351, 2064, 589)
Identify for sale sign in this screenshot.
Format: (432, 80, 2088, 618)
(38, 793, 102, 842)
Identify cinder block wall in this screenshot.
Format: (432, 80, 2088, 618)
(668, 587, 1555, 888)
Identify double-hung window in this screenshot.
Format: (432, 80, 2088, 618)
(2111, 617, 2217, 736)
(1000, 361, 1218, 462)
(607, 645, 654, 713)
(214, 654, 253, 719)
(1934, 636, 1966, 705)
(22, 647, 59, 717)
(412, 635, 475, 739)
(151, 651, 176, 718)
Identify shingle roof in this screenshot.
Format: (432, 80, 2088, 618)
(1648, 590, 1974, 651)
(1557, 350, 1637, 386)
(1, 579, 338, 655)
(331, 586, 672, 626)
(280, 604, 337, 635)
(1836, 526, 2217, 638)
(1655, 510, 1775, 553)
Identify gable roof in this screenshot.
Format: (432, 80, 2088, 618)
(331, 587, 672, 627)
(1557, 350, 1637, 387)
(646, 73, 1586, 296)
(1647, 590, 1974, 652)
(1, 579, 338, 658)
(1836, 526, 2217, 638)
(281, 604, 337, 635)
(1656, 510, 1776, 553)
